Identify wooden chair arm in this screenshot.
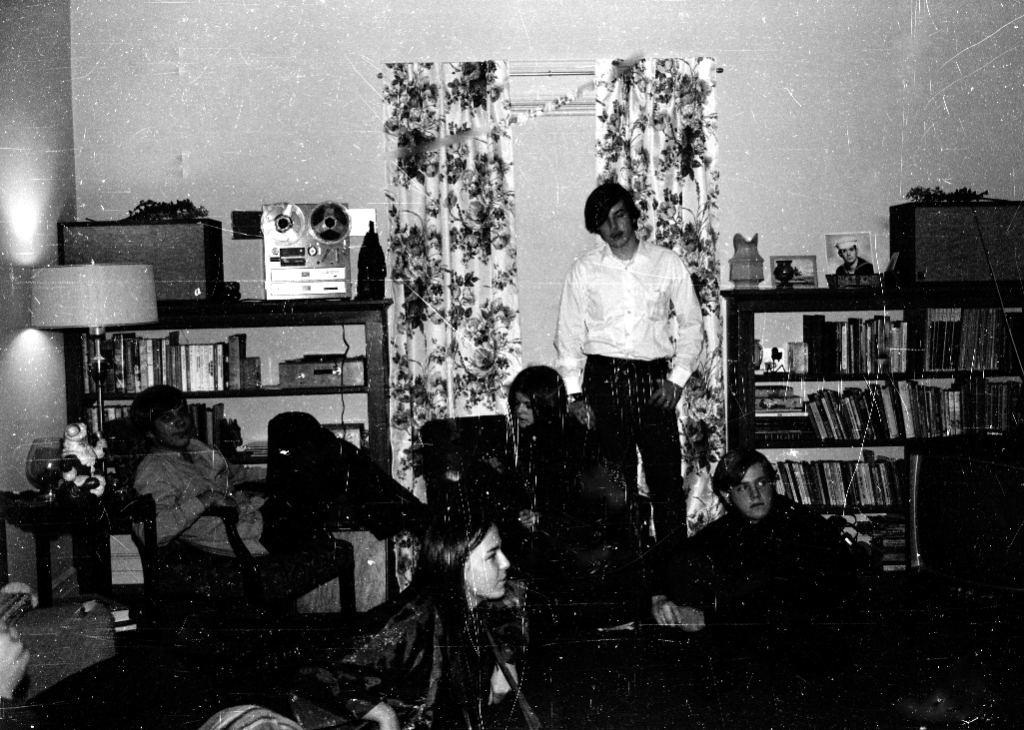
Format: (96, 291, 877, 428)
(204, 505, 263, 602)
(204, 504, 239, 525)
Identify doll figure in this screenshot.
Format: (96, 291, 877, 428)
(60, 422, 107, 498)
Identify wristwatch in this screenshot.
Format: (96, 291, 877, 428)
(567, 393, 584, 405)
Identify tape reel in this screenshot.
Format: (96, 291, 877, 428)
(261, 203, 308, 246)
(309, 202, 350, 243)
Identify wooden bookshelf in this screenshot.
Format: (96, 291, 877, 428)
(724, 283, 1024, 569)
(725, 283, 1024, 450)
(61, 298, 397, 610)
(63, 299, 393, 474)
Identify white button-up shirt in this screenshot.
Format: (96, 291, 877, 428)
(555, 240, 704, 395)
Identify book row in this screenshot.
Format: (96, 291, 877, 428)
(804, 383, 904, 442)
(795, 378, 1021, 442)
(862, 516, 907, 571)
(799, 307, 1023, 378)
(83, 333, 261, 395)
(86, 402, 236, 454)
(775, 455, 906, 510)
(920, 307, 1023, 372)
(801, 314, 909, 376)
(896, 378, 1022, 438)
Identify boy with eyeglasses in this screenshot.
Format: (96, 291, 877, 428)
(650, 448, 862, 678)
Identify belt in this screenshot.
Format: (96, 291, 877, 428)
(586, 355, 669, 366)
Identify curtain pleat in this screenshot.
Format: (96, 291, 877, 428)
(594, 57, 726, 535)
(383, 59, 522, 524)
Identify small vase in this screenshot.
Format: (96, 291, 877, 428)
(729, 233, 764, 289)
(773, 259, 796, 289)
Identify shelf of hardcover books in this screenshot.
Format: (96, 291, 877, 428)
(766, 455, 909, 570)
(754, 377, 1022, 448)
(726, 287, 1024, 576)
(74, 328, 373, 446)
(772, 454, 907, 513)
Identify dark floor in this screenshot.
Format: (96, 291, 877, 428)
(21, 573, 1024, 729)
(519, 574, 1023, 729)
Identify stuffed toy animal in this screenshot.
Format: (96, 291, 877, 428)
(60, 422, 107, 499)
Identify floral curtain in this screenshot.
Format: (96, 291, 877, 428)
(383, 61, 521, 503)
(594, 57, 726, 535)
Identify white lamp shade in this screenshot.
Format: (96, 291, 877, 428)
(31, 264, 159, 331)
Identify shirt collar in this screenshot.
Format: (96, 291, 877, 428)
(599, 238, 650, 266)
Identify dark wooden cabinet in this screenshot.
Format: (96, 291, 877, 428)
(63, 299, 393, 473)
(724, 284, 1024, 452)
(723, 284, 1024, 570)
(61, 298, 396, 610)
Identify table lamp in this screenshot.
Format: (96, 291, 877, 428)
(32, 264, 159, 433)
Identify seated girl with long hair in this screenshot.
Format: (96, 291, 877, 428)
(507, 366, 634, 582)
(291, 497, 528, 730)
(507, 365, 583, 534)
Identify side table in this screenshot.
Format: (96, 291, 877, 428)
(0, 492, 158, 609)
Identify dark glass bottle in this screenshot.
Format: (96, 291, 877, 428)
(356, 221, 386, 300)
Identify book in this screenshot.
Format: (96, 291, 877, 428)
(240, 357, 261, 390)
(214, 342, 225, 391)
(211, 403, 225, 450)
(227, 334, 247, 390)
(806, 394, 831, 440)
(159, 338, 170, 386)
(895, 380, 917, 439)
(755, 384, 795, 396)
(820, 389, 846, 439)
(112, 334, 127, 393)
(127, 335, 141, 393)
(878, 383, 902, 439)
(803, 314, 825, 375)
(755, 394, 804, 411)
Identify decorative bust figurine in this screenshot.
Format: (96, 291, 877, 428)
(60, 422, 107, 498)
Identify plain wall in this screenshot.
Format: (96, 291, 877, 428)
(1, 0, 78, 585)
(65, 0, 1024, 368)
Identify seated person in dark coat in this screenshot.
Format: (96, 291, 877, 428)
(290, 503, 527, 730)
(651, 448, 861, 669)
(505, 365, 631, 580)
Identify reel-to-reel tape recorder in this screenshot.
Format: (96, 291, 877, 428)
(262, 201, 351, 299)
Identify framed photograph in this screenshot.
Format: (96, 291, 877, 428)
(825, 232, 875, 278)
(769, 255, 818, 288)
(325, 422, 366, 450)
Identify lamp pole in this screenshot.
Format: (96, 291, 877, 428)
(87, 326, 111, 433)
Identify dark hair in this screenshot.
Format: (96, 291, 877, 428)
(412, 500, 497, 712)
(508, 366, 567, 433)
(711, 448, 777, 498)
(129, 385, 187, 437)
(584, 181, 641, 233)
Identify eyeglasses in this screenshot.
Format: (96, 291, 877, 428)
(730, 477, 774, 496)
(155, 404, 190, 424)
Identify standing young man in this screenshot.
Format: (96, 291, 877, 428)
(554, 181, 703, 539)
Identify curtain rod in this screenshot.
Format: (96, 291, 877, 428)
(379, 60, 725, 76)
(507, 60, 725, 76)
